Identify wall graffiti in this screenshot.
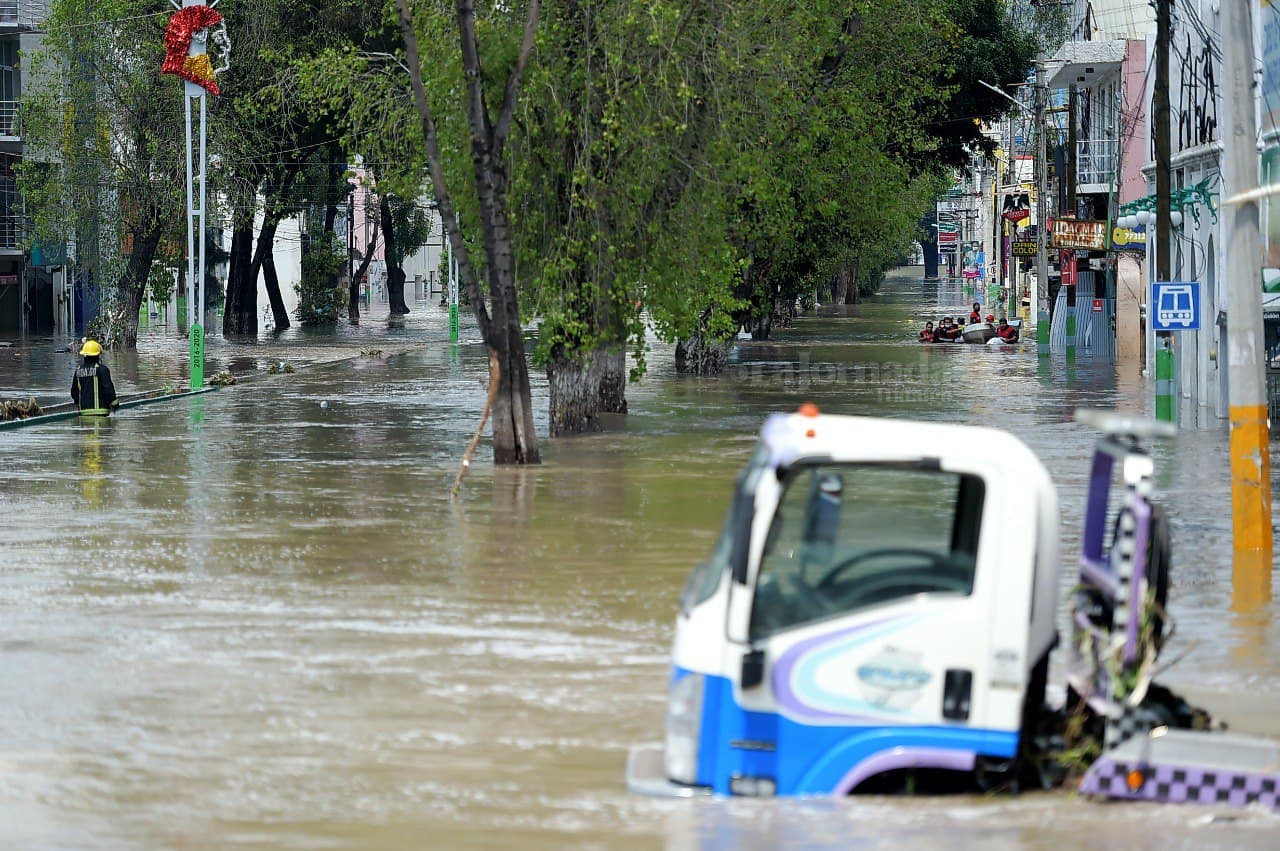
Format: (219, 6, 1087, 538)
(1175, 33, 1217, 152)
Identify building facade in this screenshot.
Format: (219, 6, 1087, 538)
(0, 1, 45, 336)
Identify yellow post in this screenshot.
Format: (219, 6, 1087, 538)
(1222, 0, 1273, 606)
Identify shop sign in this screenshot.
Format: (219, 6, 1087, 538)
(1011, 240, 1037, 257)
(1112, 225, 1146, 250)
(1061, 250, 1078, 286)
(1052, 218, 1109, 251)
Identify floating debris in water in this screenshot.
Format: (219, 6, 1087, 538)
(359, 348, 384, 358)
(208, 371, 237, 387)
(0, 397, 43, 421)
(266, 361, 295, 375)
(319, 401, 329, 409)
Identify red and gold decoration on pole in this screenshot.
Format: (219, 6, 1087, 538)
(161, 4, 224, 95)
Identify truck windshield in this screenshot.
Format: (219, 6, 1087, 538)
(749, 463, 984, 639)
(679, 444, 770, 615)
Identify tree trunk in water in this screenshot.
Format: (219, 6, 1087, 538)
(252, 218, 290, 331)
(223, 222, 257, 336)
(116, 225, 163, 348)
(547, 346, 604, 436)
(772, 296, 796, 330)
(396, 0, 540, 464)
(833, 268, 849, 303)
(488, 328, 540, 464)
(842, 260, 861, 305)
(387, 266, 409, 315)
(379, 197, 411, 315)
(262, 253, 288, 331)
(750, 309, 773, 341)
(675, 332, 731, 375)
(347, 213, 379, 322)
(348, 277, 361, 321)
(597, 345, 627, 414)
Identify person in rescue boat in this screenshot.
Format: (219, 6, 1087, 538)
(70, 340, 119, 415)
(938, 317, 961, 341)
(918, 321, 935, 342)
(995, 317, 1019, 342)
(968, 302, 982, 324)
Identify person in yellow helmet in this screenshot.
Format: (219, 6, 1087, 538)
(70, 339, 119, 416)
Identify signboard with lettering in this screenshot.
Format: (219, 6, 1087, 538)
(1011, 240, 1037, 257)
(1052, 218, 1109, 251)
(1092, 298, 1104, 313)
(0, 275, 18, 286)
(1112, 225, 1147, 252)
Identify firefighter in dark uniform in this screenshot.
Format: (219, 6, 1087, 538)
(70, 340, 119, 416)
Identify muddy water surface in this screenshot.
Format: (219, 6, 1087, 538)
(1, 272, 1277, 849)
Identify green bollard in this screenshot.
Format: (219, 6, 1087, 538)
(449, 302, 459, 342)
(1037, 310, 1050, 357)
(189, 324, 204, 390)
(1155, 340, 1175, 423)
(1065, 313, 1076, 361)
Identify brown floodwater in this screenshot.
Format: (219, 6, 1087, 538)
(1, 272, 1277, 849)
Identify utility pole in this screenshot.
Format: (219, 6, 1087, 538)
(1220, 0, 1273, 600)
(1066, 84, 1078, 216)
(1154, 0, 1174, 421)
(1035, 61, 1049, 355)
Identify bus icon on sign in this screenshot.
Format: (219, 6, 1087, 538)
(1152, 281, 1200, 331)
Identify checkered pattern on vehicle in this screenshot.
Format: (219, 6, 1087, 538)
(1081, 757, 1280, 810)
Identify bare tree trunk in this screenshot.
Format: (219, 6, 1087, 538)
(842, 259, 861, 304)
(116, 223, 163, 348)
(223, 221, 257, 337)
(379, 196, 411, 315)
(251, 216, 290, 331)
(348, 212, 379, 321)
(597, 345, 627, 414)
(548, 345, 604, 435)
(675, 333, 731, 375)
(833, 267, 850, 302)
(772, 296, 796, 330)
(398, 0, 541, 464)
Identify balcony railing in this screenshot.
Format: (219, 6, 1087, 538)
(0, 1, 49, 28)
(0, 101, 16, 137)
(0, 214, 22, 250)
(1077, 139, 1118, 188)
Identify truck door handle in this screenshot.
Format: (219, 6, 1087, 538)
(741, 649, 765, 690)
(942, 669, 972, 720)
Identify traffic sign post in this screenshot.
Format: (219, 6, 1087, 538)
(1151, 281, 1201, 331)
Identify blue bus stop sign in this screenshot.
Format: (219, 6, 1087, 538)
(1151, 281, 1200, 331)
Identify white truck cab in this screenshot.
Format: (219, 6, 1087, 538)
(629, 406, 1061, 796)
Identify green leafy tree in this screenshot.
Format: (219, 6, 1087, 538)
(19, 0, 185, 348)
(296, 232, 346, 325)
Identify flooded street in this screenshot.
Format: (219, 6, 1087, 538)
(1, 269, 1277, 849)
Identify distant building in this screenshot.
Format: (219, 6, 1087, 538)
(0, 1, 47, 337)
